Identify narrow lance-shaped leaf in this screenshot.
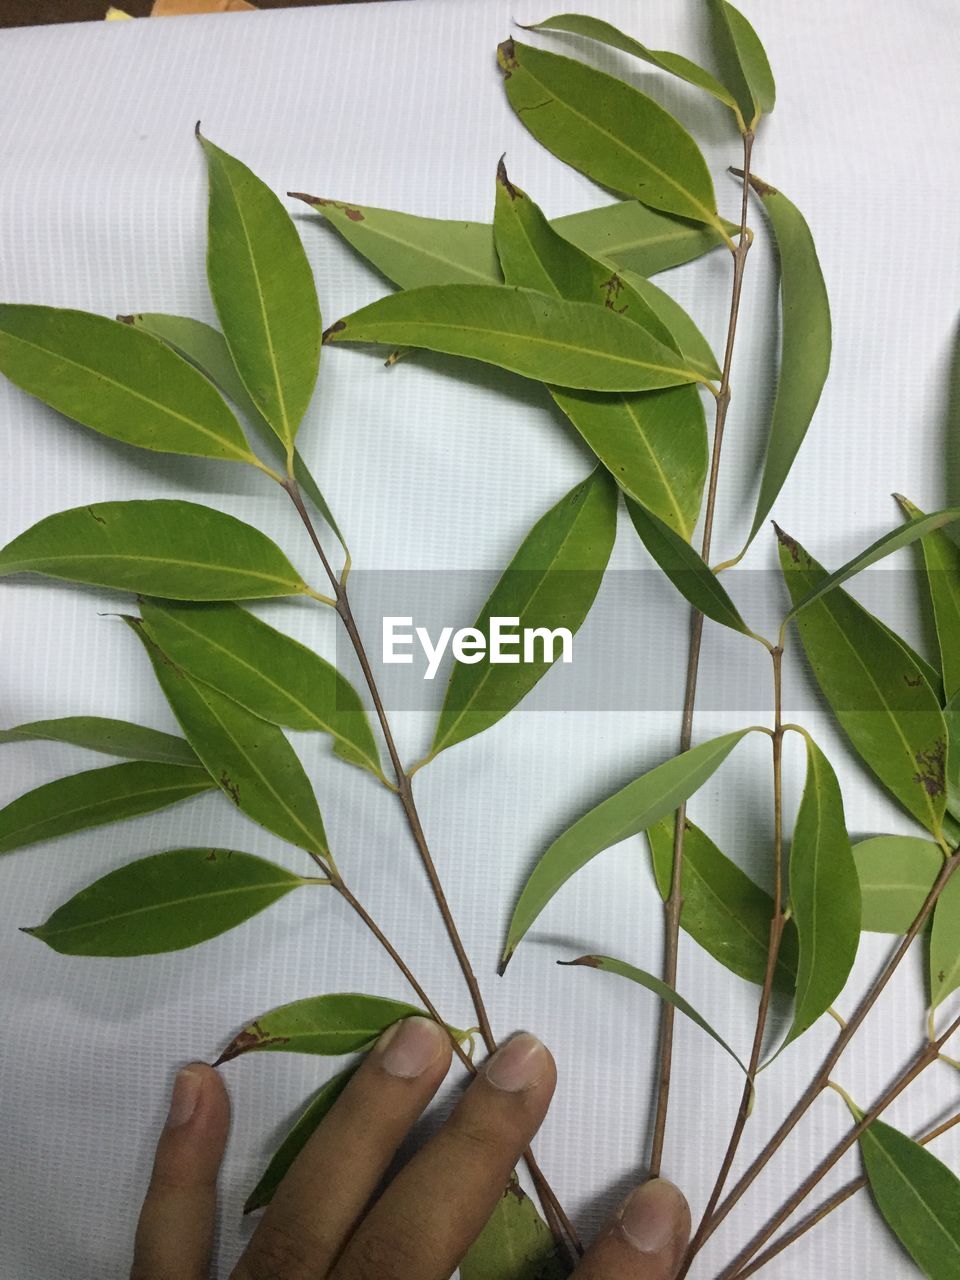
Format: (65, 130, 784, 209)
(897, 495, 960, 700)
(0, 305, 259, 466)
(24, 848, 308, 956)
(497, 40, 724, 232)
(501, 729, 753, 968)
(779, 529, 947, 835)
(217, 994, 427, 1062)
(198, 131, 321, 452)
(854, 836, 944, 934)
(742, 178, 831, 550)
(0, 499, 311, 600)
(648, 817, 798, 991)
(564, 955, 747, 1072)
(0, 762, 215, 856)
(324, 284, 704, 393)
(627, 497, 751, 633)
(431, 468, 618, 756)
(930, 869, 960, 1010)
(784, 738, 860, 1046)
(129, 620, 330, 859)
(245, 1067, 358, 1212)
(708, 0, 775, 129)
(0, 716, 199, 767)
(943, 693, 960, 819)
(139, 600, 382, 779)
(460, 1175, 570, 1280)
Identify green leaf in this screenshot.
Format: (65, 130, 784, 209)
(501, 730, 752, 968)
(245, 1067, 357, 1212)
(0, 499, 310, 600)
(648, 817, 798, 991)
(294, 192, 733, 284)
(217, 994, 425, 1062)
(743, 179, 831, 549)
(0, 716, 199, 766)
(460, 1175, 570, 1280)
(626, 497, 750, 632)
(521, 13, 744, 125)
(779, 530, 947, 834)
(0, 761, 215, 855)
(897, 495, 960, 700)
(0, 305, 258, 466)
(930, 869, 960, 1010)
(944, 693, 960, 819)
(708, 0, 775, 129)
(785, 739, 860, 1046)
(875, 617, 944, 705)
(564, 954, 747, 1072)
(431, 468, 618, 756)
(139, 600, 382, 779)
(854, 1111, 960, 1279)
(24, 847, 306, 956)
(130, 621, 330, 859)
(621, 270, 721, 382)
(853, 836, 943, 933)
(324, 284, 703, 393)
(497, 40, 722, 230)
(199, 132, 321, 452)
(128, 312, 346, 553)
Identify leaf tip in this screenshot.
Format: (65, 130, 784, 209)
(497, 37, 518, 75)
(496, 949, 513, 976)
(772, 521, 800, 563)
(116, 313, 136, 326)
(322, 320, 347, 344)
(558, 954, 600, 969)
(194, 120, 203, 140)
(729, 167, 778, 198)
(496, 153, 520, 200)
(19, 925, 39, 939)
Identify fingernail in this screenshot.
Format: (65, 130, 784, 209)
(377, 1016, 446, 1078)
(620, 1179, 689, 1256)
(165, 1065, 204, 1129)
(484, 1033, 549, 1092)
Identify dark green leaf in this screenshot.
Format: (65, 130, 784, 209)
(708, 0, 775, 128)
(648, 817, 797, 991)
(501, 730, 753, 967)
(0, 761, 215, 855)
(930, 868, 960, 1010)
(944, 693, 960, 819)
(199, 132, 321, 453)
(245, 1067, 357, 1212)
(897, 495, 960, 700)
(0, 500, 310, 600)
(24, 847, 306, 956)
(785, 739, 860, 1045)
(497, 40, 724, 230)
(0, 716, 199, 766)
(853, 836, 943, 933)
(217, 994, 425, 1061)
(130, 621, 330, 859)
(0, 305, 258, 465)
(431, 468, 617, 756)
(743, 179, 830, 549)
(324, 284, 703, 392)
(779, 530, 947, 835)
(139, 600, 382, 779)
(460, 1175, 570, 1280)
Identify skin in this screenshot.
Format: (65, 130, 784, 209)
(131, 1019, 690, 1280)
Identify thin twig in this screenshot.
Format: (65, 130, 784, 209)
(650, 129, 756, 1177)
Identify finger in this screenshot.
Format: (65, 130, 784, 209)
(131, 1062, 230, 1280)
(333, 1032, 556, 1280)
(573, 1179, 691, 1280)
(233, 1016, 452, 1280)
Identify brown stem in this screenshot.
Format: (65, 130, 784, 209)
(650, 129, 756, 1177)
(695, 849, 960, 1253)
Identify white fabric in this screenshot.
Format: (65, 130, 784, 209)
(0, 1, 958, 1276)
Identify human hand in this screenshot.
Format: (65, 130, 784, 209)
(131, 1019, 690, 1279)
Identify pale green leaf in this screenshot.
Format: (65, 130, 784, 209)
(0, 761, 215, 855)
(24, 847, 306, 956)
(199, 132, 321, 451)
(0, 499, 310, 600)
(897, 495, 960, 700)
(460, 1175, 570, 1280)
(432, 468, 617, 756)
(930, 869, 960, 1010)
(708, 0, 775, 128)
(217, 994, 425, 1061)
(0, 305, 257, 465)
(139, 600, 382, 779)
(501, 730, 753, 967)
(853, 836, 944, 934)
(0, 716, 199, 766)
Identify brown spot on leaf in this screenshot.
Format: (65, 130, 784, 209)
(322, 320, 347, 343)
(602, 274, 628, 314)
(87, 506, 106, 526)
(219, 772, 240, 806)
(215, 1020, 289, 1065)
(904, 674, 924, 688)
(913, 738, 946, 798)
(496, 154, 520, 200)
(773, 522, 800, 563)
(116, 314, 136, 326)
(497, 38, 518, 75)
(288, 193, 364, 221)
(730, 167, 778, 199)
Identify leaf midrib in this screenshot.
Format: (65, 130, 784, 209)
(3, 549, 300, 591)
(866, 1132, 960, 1259)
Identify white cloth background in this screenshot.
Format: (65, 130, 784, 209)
(1, 1, 959, 1276)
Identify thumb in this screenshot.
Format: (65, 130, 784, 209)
(130, 1063, 230, 1280)
(574, 1179, 691, 1279)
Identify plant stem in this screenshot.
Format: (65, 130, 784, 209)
(650, 129, 756, 1177)
(694, 848, 960, 1253)
(727, 1106, 960, 1279)
(283, 477, 581, 1257)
